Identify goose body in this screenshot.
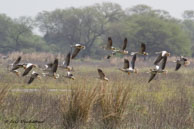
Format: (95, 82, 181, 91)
(28, 71, 40, 84)
(119, 54, 138, 75)
(97, 69, 109, 81)
(148, 56, 168, 83)
(59, 52, 73, 71)
(71, 44, 85, 59)
(131, 43, 148, 56)
(175, 56, 190, 71)
(42, 58, 59, 79)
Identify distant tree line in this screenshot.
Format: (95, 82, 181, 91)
(1, 3, 194, 58)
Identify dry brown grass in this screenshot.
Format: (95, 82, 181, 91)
(97, 86, 131, 129)
(0, 86, 9, 109)
(59, 86, 98, 129)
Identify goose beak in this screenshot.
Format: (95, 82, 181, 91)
(128, 72, 130, 75)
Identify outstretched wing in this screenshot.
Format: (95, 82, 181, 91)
(140, 43, 146, 53)
(28, 75, 35, 84)
(175, 62, 181, 71)
(64, 52, 71, 66)
(98, 69, 105, 78)
(148, 72, 157, 83)
(124, 59, 129, 69)
(22, 65, 33, 76)
(107, 37, 112, 49)
(122, 38, 127, 50)
(71, 48, 81, 59)
(14, 56, 21, 65)
(131, 54, 137, 69)
(154, 54, 163, 65)
(160, 56, 167, 70)
(52, 58, 58, 73)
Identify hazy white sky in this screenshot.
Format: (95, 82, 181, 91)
(0, 0, 194, 19)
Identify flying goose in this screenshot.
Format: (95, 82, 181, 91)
(174, 56, 190, 71)
(42, 58, 59, 79)
(71, 44, 85, 59)
(154, 51, 170, 65)
(27, 71, 41, 84)
(22, 63, 37, 76)
(113, 38, 128, 55)
(104, 37, 116, 51)
(97, 69, 109, 81)
(131, 43, 148, 56)
(119, 54, 138, 75)
(59, 52, 73, 71)
(9, 56, 25, 76)
(105, 37, 119, 59)
(148, 56, 168, 83)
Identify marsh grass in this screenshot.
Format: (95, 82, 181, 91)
(96, 85, 131, 129)
(1, 52, 194, 128)
(59, 86, 98, 129)
(0, 86, 9, 108)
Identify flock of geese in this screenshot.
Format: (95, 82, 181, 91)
(7, 37, 190, 84)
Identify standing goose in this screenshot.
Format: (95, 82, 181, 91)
(175, 56, 190, 71)
(154, 51, 170, 65)
(97, 69, 109, 81)
(119, 54, 138, 75)
(148, 56, 168, 83)
(131, 43, 148, 56)
(42, 58, 59, 79)
(22, 63, 37, 76)
(71, 44, 85, 59)
(59, 52, 73, 71)
(27, 71, 41, 84)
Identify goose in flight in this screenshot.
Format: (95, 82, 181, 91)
(154, 51, 170, 65)
(119, 54, 138, 75)
(148, 56, 168, 83)
(59, 52, 73, 71)
(113, 38, 128, 55)
(71, 44, 85, 59)
(27, 71, 41, 84)
(97, 69, 109, 81)
(174, 56, 190, 71)
(105, 37, 119, 59)
(104, 37, 116, 51)
(131, 43, 148, 56)
(9, 56, 24, 76)
(22, 63, 37, 76)
(42, 58, 59, 79)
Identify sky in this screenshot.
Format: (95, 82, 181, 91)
(0, 0, 194, 19)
